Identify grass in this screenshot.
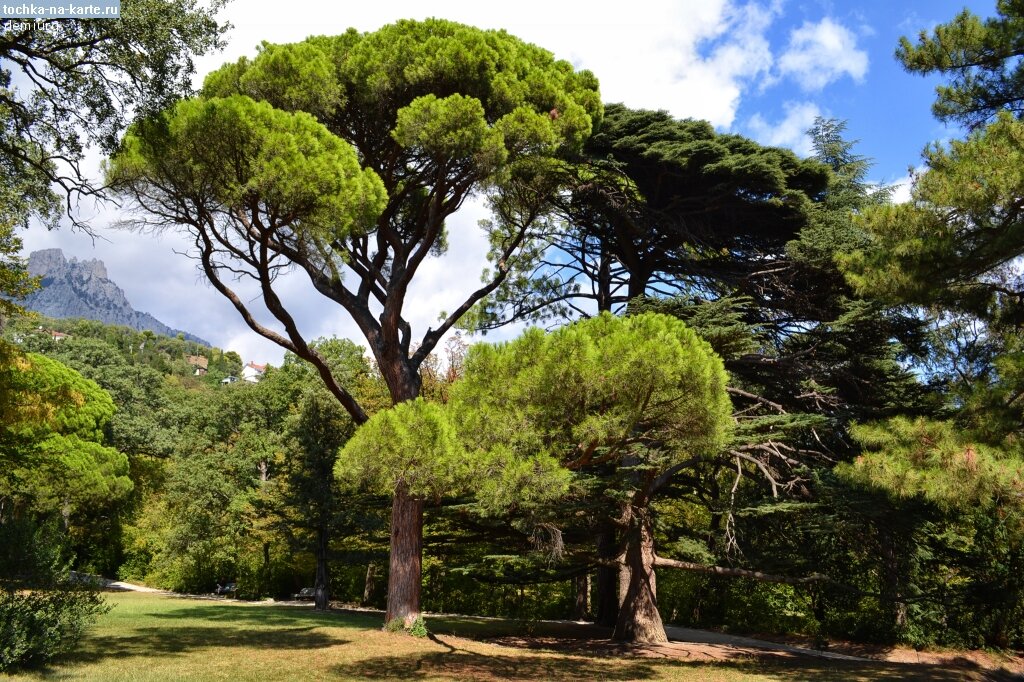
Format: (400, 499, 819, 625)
(2, 592, 1012, 681)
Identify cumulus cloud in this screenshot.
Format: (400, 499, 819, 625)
(194, 0, 783, 128)
(663, 1, 781, 126)
(746, 101, 821, 156)
(778, 18, 868, 91)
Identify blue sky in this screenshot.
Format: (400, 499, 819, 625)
(730, 1, 989, 183)
(20, 0, 998, 363)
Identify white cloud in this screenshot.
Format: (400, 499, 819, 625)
(888, 177, 912, 204)
(746, 101, 821, 156)
(664, 1, 781, 126)
(20, 193, 500, 367)
(194, 0, 783, 128)
(778, 18, 868, 91)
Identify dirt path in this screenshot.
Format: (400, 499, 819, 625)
(662, 625, 870, 662)
(70, 572, 169, 593)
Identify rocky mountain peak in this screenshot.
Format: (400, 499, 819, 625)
(20, 248, 207, 345)
(27, 248, 68, 278)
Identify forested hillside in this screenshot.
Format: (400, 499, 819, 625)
(2, 316, 242, 574)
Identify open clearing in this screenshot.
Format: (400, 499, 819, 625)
(5, 592, 1021, 681)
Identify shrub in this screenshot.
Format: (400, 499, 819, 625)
(0, 517, 108, 672)
(0, 587, 108, 671)
(408, 616, 429, 638)
(383, 615, 429, 638)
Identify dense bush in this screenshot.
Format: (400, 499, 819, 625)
(0, 518, 108, 672)
(0, 587, 107, 671)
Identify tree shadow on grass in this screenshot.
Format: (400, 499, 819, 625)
(144, 602, 382, 630)
(64, 625, 348, 666)
(345, 649, 1017, 682)
(351, 630, 1019, 682)
(426, 615, 610, 641)
(343, 649, 662, 681)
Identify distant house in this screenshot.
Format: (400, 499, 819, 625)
(221, 375, 239, 384)
(49, 330, 70, 342)
(186, 355, 209, 376)
(242, 361, 267, 383)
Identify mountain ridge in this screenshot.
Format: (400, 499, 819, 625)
(22, 248, 209, 346)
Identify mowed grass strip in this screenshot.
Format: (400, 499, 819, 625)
(2, 592, 997, 681)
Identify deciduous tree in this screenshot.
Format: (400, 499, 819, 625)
(0, 350, 131, 520)
(0, 0, 228, 227)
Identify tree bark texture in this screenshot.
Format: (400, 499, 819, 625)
(386, 482, 423, 625)
(362, 562, 378, 607)
(613, 511, 668, 644)
(618, 558, 631, 611)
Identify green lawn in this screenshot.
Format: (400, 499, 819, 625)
(2, 592, 1006, 681)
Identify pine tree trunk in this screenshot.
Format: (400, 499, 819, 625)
(594, 526, 620, 627)
(573, 573, 590, 620)
(314, 525, 330, 611)
(613, 511, 668, 644)
(618, 558, 631, 610)
(596, 250, 613, 313)
(385, 482, 423, 626)
(625, 266, 653, 309)
(362, 562, 377, 607)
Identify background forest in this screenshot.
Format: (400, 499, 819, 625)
(2, 0, 1024, 671)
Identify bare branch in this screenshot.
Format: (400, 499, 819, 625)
(726, 387, 788, 414)
(653, 555, 829, 585)
(730, 450, 780, 498)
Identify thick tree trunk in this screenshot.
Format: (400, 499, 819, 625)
(573, 573, 590, 620)
(594, 526, 620, 627)
(314, 525, 330, 611)
(625, 265, 653, 309)
(376, 363, 425, 627)
(613, 511, 668, 644)
(385, 482, 423, 626)
(618, 558, 631, 610)
(362, 562, 378, 607)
